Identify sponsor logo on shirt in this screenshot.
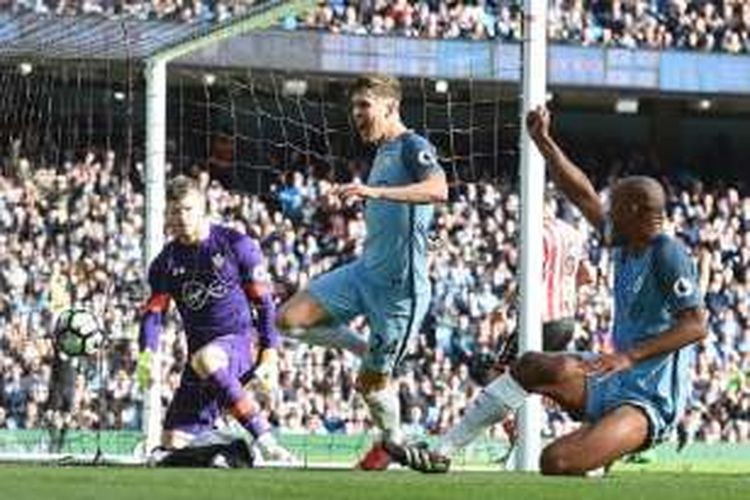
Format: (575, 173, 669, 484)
(212, 253, 225, 270)
(181, 278, 230, 311)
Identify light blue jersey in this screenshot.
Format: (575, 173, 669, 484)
(362, 131, 442, 290)
(586, 232, 703, 442)
(309, 131, 443, 374)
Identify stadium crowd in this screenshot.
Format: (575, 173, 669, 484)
(296, 0, 750, 53)
(0, 147, 748, 447)
(1, 0, 268, 23)
(3, 0, 750, 53)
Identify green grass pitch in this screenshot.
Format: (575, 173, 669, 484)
(2, 465, 749, 500)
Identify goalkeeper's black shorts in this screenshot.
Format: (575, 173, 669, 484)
(154, 439, 254, 469)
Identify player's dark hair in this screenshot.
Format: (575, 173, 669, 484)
(617, 176, 666, 214)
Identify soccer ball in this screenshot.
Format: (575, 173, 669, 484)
(54, 308, 103, 357)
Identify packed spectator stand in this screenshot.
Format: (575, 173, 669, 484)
(3, 0, 750, 53)
(0, 147, 748, 445)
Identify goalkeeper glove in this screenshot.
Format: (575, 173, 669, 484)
(253, 348, 279, 394)
(136, 350, 153, 390)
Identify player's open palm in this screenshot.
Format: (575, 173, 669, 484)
(585, 352, 633, 377)
(332, 183, 379, 202)
(253, 348, 279, 394)
(136, 350, 153, 390)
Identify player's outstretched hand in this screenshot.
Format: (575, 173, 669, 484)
(253, 348, 279, 394)
(585, 352, 634, 377)
(136, 350, 153, 390)
(525, 105, 551, 143)
(331, 183, 381, 202)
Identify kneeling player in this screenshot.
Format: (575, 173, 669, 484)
(387, 107, 706, 475)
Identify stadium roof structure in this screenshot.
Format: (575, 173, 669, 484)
(0, 1, 306, 62)
(0, 12, 203, 61)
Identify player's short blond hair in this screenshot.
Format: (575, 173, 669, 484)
(350, 74, 402, 103)
(166, 175, 203, 203)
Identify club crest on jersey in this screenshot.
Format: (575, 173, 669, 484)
(212, 253, 225, 270)
(631, 273, 646, 295)
(673, 277, 694, 297)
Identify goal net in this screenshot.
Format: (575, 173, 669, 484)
(0, 20, 523, 467)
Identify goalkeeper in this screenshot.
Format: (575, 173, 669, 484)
(137, 175, 293, 464)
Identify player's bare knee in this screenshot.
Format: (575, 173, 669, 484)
(512, 353, 578, 389)
(190, 344, 228, 379)
(540, 448, 566, 475)
(510, 352, 546, 388)
(540, 446, 578, 476)
(356, 371, 390, 395)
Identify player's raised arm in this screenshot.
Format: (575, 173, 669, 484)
(526, 106, 605, 229)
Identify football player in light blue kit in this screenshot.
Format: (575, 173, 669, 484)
(388, 106, 707, 475)
(276, 75, 448, 470)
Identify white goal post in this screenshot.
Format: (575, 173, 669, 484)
(516, 0, 548, 471)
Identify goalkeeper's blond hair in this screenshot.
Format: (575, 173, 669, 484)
(167, 175, 203, 203)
